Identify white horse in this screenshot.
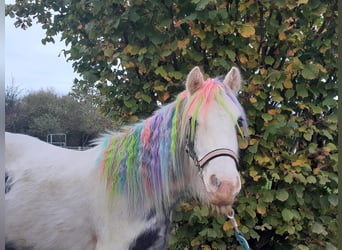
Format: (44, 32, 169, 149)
(5, 66, 248, 250)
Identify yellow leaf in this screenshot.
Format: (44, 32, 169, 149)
(190, 27, 206, 40)
(174, 20, 182, 28)
(260, 68, 267, 76)
(250, 169, 261, 181)
(239, 0, 255, 11)
(278, 32, 287, 41)
(283, 79, 293, 89)
(123, 61, 135, 68)
(249, 96, 257, 103)
(238, 24, 255, 38)
(289, 57, 304, 70)
(123, 45, 133, 53)
(238, 54, 248, 64)
(249, 169, 258, 176)
(177, 38, 190, 49)
(292, 159, 306, 167)
(298, 103, 308, 110)
(158, 91, 170, 102)
(247, 59, 258, 68)
(313, 167, 321, 175)
(249, 138, 258, 145)
(268, 109, 278, 115)
(223, 218, 240, 231)
(204, 25, 212, 32)
(286, 48, 298, 57)
(263, 156, 271, 163)
(223, 221, 233, 231)
(128, 115, 139, 122)
(191, 239, 200, 247)
(316, 63, 327, 73)
(138, 66, 147, 75)
(267, 164, 275, 170)
(238, 136, 249, 149)
(218, 2, 226, 9)
(281, 163, 291, 170)
(257, 204, 267, 215)
(319, 46, 329, 54)
(271, 173, 280, 180)
(253, 175, 262, 181)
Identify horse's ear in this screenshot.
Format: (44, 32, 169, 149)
(223, 66, 242, 96)
(186, 66, 204, 95)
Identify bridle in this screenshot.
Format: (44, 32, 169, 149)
(185, 117, 240, 176)
(185, 117, 250, 250)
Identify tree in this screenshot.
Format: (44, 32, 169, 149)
(6, 0, 337, 249)
(5, 89, 114, 146)
(5, 80, 24, 132)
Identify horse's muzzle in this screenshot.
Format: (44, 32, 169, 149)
(207, 175, 241, 207)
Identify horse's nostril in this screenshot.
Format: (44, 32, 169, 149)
(210, 175, 221, 187)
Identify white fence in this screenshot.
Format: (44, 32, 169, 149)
(65, 146, 92, 151)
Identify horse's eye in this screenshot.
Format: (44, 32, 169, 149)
(237, 117, 243, 127)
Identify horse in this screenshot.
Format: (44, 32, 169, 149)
(5, 66, 248, 250)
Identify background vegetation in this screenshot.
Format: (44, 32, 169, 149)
(5, 84, 113, 146)
(6, 0, 337, 249)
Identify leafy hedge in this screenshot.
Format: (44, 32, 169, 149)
(168, 1, 338, 249)
(7, 0, 338, 249)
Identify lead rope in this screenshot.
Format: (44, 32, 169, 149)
(226, 209, 251, 250)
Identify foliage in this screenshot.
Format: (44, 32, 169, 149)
(6, 0, 338, 249)
(5, 88, 114, 146)
(5, 80, 24, 132)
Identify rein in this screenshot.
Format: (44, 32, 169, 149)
(227, 209, 251, 250)
(185, 117, 240, 175)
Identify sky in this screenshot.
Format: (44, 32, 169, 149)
(5, 3, 78, 96)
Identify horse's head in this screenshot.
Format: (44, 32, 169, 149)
(182, 66, 247, 214)
(99, 66, 247, 216)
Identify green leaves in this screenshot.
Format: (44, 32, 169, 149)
(296, 84, 309, 98)
(276, 189, 289, 202)
(302, 64, 320, 80)
(281, 208, 300, 222)
(192, 0, 211, 11)
(311, 222, 328, 236)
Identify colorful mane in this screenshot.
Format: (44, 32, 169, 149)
(98, 78, 248, 215)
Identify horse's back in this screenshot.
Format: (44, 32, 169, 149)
(5, 132, 92, 167)
(5, 132, 99, 179)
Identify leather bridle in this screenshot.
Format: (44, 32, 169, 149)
(185, 117, 240, 176)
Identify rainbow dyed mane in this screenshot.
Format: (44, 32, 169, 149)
(98, 78, 248, 214)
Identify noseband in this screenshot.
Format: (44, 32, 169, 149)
(185, 118, 239, 175)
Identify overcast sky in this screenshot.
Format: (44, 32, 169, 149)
(5, 3, 78, 96)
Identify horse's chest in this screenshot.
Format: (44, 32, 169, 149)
(97, 211, 171, 250)
(128, 217, 171, 250)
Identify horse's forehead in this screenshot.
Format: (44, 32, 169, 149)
(201, 88, 241, 121)
(199, 101, 238, 129)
